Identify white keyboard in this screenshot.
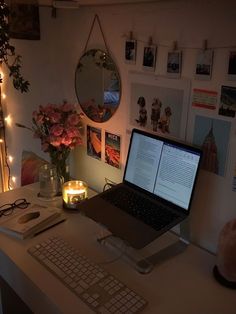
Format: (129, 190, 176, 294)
(28, 236, 148, 313)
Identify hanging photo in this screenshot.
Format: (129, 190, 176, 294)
(218, 85, 236, 118)
(166, 51, 182, 78)
(87, 125, 101, 160)
(105, 131, 121, 169)
(227, 51, 236, 80)
(125, 39, 137, 64)
(195, 49, 214, 80)
(192, 115, 231, 177)
(142, 45, 157, 72)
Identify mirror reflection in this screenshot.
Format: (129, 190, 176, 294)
(75, 49, 121, 123)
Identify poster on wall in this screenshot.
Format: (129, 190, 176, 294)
(192, 88, 217, 110)
(195, 49, 214, 80)
(227, 51, 236, 80)
(166, 51, 182, 78)
(218, 85, 236, 118)
(129, 73, 191, 140)
(105, 131, 121, 169)
(87, 125, 101, 160)
(192, 115, 231, 177)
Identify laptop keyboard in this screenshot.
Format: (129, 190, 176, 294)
(101, 186, 179, 231)
(28, 236, 148, 313)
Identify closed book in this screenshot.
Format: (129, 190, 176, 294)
(0, 204, 61, 239)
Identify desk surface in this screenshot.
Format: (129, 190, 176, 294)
(0, 183, 235, 314)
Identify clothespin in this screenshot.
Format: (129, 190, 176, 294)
(203, 39, 208, 50)
(148, 36, 153, 46)
(173, 41, 178, 51)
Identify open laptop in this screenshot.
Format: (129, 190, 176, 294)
(79, 128, 202, 249)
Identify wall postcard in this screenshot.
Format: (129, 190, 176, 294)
(105, 131, 121, 169)
(166, 51, 182, 78)
(142, 44, 157, 72)
(218, 85, 236, 118)
(125, 39, 137, 65)
(192, 88, 217, 110)
(192, 115, 231, 177)
(195, 49, 214, 80)
(87, 125, 102, 160)
(129, 73, 191, 140)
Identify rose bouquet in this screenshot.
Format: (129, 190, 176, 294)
(17, 102, 83, 181)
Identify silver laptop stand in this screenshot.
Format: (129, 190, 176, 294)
(97, 219, 190, 274)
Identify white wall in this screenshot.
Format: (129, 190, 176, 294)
(4, 0, 236, 253)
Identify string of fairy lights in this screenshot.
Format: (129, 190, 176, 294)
(0, 64, 15, 192)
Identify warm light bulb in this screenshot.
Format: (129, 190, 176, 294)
(2, 93, 6, 99)
(8, 155, 13, 163)
(5, 115, 12, 126)
(0, 71, 4, 80)
(12, 176, 16, 183)
(0, 139, 4, 143)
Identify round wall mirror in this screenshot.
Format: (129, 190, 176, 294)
(75, 49, 121, 123)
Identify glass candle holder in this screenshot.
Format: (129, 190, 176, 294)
(62, 180, 88, 210)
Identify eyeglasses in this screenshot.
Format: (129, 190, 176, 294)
(0, 198, 30, 217)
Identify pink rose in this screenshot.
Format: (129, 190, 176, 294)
(66, 126, 80, 138)
(48, 112, 61, 123)
(67, 113, 80, 126)
(50, 124, 64, 137)
(50, 136, 62, 147)
(61, 135, 72, 146)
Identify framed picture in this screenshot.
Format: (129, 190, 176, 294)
(195, 49, 214, 80)
(125, 39, 137, 64)
(227, 51, 236, 80)
(9, 1, 40, 40)
(166, 51, 182, 78)
(142, 45, 157, 72)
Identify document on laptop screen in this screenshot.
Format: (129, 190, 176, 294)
(154, 144, 201, 210)
(124, 133, 163, 192)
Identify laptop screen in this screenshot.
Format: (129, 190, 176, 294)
(124, 129, 201, 211)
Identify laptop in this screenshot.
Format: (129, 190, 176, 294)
(79, 128, 202, 249)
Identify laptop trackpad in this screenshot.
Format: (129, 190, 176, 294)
(79, 195, 159, 249)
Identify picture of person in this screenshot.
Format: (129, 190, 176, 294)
(158, 106, 172, 133)
(135, 96, 147, 127)
(142, 45, 156, 70)
(151, 98, 162, 132)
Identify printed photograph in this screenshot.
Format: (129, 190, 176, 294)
(125, 39, 137, 64)
(228, 51, 236, 80)
(87, 125, 101, 160)
(142, 45, 157, 71)
(105, 132, 121, 169)
(192, 115, 231, 177)
(167, 51, 182, 78)
(218, 85, 236, 118)
(130, 83, 184, 138)
(9, 2, 40, 40)
(195, 49, 214, 80)
(192, 88, 217, 110)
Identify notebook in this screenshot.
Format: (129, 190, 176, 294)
(79, 128, 202, 249)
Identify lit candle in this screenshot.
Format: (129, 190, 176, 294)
(62, 180, 88, 209)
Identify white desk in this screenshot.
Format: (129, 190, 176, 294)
(0, 183, 235, 314)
